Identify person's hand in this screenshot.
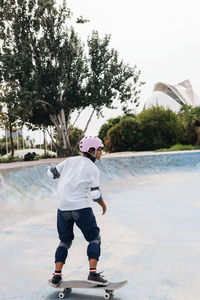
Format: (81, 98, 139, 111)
(98, 199, 107, 215)
(101, 203, 107, 215)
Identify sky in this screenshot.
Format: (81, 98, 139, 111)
(1, 0, 200, 142)
(64, 0, 200, 135)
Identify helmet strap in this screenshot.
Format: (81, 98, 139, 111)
(83, 151, 96, 163)
(88, 150, 97, 162)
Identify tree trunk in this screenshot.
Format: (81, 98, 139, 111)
(71, 108, 96, 156)
(195, 126, 200, 145)
(43, 129, 47, 156)
(9, 122, 14, 157)
(50, 108, 95, 157)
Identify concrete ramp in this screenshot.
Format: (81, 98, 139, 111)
(0, 152, 200, 300)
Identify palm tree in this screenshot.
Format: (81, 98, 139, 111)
(190, 106, 200, 145)
(179, 105, 200, 145)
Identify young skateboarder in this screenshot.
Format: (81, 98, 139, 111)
(48, 137, 108, 286)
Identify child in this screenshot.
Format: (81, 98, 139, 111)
(48, 137, 108, 286)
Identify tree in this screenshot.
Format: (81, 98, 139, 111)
(98, 116, 121, 143)
(0, 0, 144, 156)
(138, 105, 182, 150)
(105, 116, 142, 152)
(179, 105, 200, 145)
(0, 85, 21, 156)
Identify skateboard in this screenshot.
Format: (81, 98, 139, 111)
(49, 279, 128, 299)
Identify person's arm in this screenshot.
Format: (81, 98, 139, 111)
(90, 167, 107, 215)
(90, 187, 107, 215)
(47, 167, 60, 179)
(97, 198, 107, 215)
(47, 160, 65, 179)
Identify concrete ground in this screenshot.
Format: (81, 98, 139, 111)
(0, 152, 200, 300)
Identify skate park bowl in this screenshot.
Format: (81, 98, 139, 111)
(1, 151, 200, 300)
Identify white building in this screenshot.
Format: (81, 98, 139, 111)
(144, 79, 200, 112)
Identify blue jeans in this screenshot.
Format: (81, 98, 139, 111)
(55, 208, 101, 263)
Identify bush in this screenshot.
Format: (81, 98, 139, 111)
(138, 106, 182, 150)
(155, 144, 200, 152)
(105, 116, 143, 152)
(24, 152, 37, 161)
(178, 105, 197, 145)
(0, 156, 15, 163)
(98, 116, 122, 143)
(38, 152, 57, 159)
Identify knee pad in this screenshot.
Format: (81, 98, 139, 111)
(55, 241, 72, 263)
(59, 241, 72, 250)
(89, 235, 101, 246)
(87, 235, 101, 260)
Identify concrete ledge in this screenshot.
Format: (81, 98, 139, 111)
(1, 150, 200, 171)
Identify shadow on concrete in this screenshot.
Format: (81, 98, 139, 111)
(45, 291, 122, 300)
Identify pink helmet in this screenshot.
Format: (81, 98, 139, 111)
(79, 137, 104, 152)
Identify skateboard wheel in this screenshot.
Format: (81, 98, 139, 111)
(104, 293, 110, 299)
(59, 292, 65, 299)
(65, 288, 72, 293)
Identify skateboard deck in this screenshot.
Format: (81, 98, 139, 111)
(49, 279, 128, 299)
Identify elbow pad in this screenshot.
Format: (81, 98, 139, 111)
(90, 187, 102, 202)
(47, 167, 60, 179)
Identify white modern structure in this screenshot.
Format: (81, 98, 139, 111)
(144, 79, 200, 112)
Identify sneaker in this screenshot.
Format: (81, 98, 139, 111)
(87, 272, 109, 286)
(49, 273, 63, 287)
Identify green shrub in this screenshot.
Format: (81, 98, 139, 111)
(37, 152, 57, 159)
(0, 156, 15, 163)
(105, 116, 143, 152)
(24, 152, 37, 161)
(98, 116, 122, 143)
(178, 105, 198, 145)
(138, 106, 182, 150)
(155, 144, 200, 152)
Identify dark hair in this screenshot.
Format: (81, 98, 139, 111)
(83, 149, 96, 162)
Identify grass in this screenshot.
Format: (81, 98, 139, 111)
(0, 156, 17, 163)
(155, 144, 200, 152)
(0, 152, 57, 163)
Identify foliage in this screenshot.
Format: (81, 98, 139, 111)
(0, 0, 144, 156)
(101, 106, 184, 153)
(0, 84, 23, 156)
(53, 126, 83, 156)
(37, 152, 57, 159)
(98, 116, 122, 143)
(0, 156, 16, 163)
(0, 135, 24, 155)
(137, 106, 182, 150)
(155, 144, 200, 152)
(178, 105, 200, 145)
(24, 152, 37, 161)
(105, 116, 142, 152)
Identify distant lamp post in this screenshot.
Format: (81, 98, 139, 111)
(5, 126, 8, 155)
(22, 126, 25, 150)
(16, 128, 19, 150)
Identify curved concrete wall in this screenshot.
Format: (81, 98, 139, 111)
(1, 152, 200, 204)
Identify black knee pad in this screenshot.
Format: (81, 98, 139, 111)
(87, 235, 101, 260)
(55, 241, 72, 263)
(59, 241, 72, 250)
(89, 235, 101, 246)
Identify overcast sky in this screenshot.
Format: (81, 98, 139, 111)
(1, 0, 200, 140)
(62, 0, 200, 135)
